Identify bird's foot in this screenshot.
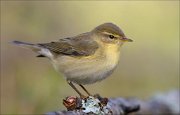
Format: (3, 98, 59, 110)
(80, 95, 89, 100)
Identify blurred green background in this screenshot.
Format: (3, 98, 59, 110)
(1, 1, 179, 114)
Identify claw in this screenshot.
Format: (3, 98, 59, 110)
(80, 95, 89, 99)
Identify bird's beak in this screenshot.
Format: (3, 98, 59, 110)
(121, 37, 133, 42)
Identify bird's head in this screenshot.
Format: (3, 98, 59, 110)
(91, 23, 133, 46)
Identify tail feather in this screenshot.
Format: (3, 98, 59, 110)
(12, 40, 35, 46)
(12, 40, 53, 59)
(12, 40, 40, 51)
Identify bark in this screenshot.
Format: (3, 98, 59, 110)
(45, 90, 179, 115)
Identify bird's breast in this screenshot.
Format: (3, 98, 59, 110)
(52, 44, 120, 84)
(103, 43, 120, 68)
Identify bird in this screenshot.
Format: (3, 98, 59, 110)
(12, 22, 133, 98)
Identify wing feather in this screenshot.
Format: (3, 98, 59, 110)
(38, 33, 99, 56)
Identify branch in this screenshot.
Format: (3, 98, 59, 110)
(45, 90, 179, 115)
(46, 95, 140, 115)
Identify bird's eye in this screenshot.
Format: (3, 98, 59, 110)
(109, 35, 115, 39)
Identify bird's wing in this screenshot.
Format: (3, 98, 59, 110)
(38, 33, 99, 57)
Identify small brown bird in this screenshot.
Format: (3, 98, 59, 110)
(13, 23, 132, 97)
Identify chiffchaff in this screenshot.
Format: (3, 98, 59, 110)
(13, 23, 133, 97)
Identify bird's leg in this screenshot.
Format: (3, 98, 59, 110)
(79, 84, 91, 96)
(67, 81, 86, 98)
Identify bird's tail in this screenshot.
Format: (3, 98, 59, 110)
(12, 40, 54, 58)
(12, 40, 41, 52)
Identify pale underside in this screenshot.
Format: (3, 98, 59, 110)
(51, 43, 120, 85)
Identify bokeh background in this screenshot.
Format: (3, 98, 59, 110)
(1, 1, 179, 114)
